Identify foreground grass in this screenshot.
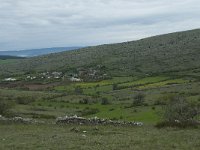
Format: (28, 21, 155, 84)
(0, 124, 199, 150)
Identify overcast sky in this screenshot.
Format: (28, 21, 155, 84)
(0, 0, 200, 51)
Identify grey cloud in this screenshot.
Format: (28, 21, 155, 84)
(0, 0, 200, 50)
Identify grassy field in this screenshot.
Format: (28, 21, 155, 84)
(0, 59, 18, 64)
(0, 75, 200, 150)
(0, 56, 24, 65)
(0, 124, 200, 150)
(1, 75, 199, 124)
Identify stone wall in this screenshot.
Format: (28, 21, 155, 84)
(56, 115, 143, 126)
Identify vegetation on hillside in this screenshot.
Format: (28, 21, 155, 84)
(0, 29, 200, 77)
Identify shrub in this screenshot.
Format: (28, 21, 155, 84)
(0, 99, 13, 115)
(163, 96, 199, 122)
(156, 95, 200, 128)
(0, 101, 9, 115)
(154, 94, 171, 105)
(154, 99, 167, 105)
(155, 120, 199, 128)
(109, 108, 115, 111)
(112, 84, 118, 90)
(111, 117, 118, 120)
(37, 103, 42, 106)
(154, 94, 175, 105)
(101, 98, 110, 105)
(16, 96, 35, 105)
(79, 98, 89, 104)
(132, 93, 145, 106)
(74, 86, 83, 94)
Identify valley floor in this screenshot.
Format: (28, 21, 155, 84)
(0, 74, 200, 149)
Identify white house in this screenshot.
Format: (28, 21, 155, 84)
(70, 77, 82, 82)
(4, 78, 17, 81)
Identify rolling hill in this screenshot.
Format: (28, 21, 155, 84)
(0, 29, 200, 77)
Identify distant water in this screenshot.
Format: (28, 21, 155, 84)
(0, 47, 82, 57)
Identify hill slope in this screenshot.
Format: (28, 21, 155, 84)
(1, 29, 200, 76)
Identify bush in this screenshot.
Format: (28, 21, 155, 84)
(132, 93, 145, 106)
(37, 103, 42, 106)
(154, 99, 167, 105)
(164, 96, 199, 122)
(154, 94, 174, 105)
(101, 98, 110, 105)
(79, 98, 89, 104)
(112, 84, 118, 90)
(109, 108, 115, 111)
(0, 99, 13, 115)
(16, 96, 35, 105)
(74, 86, 83, 94)
(157, 95, 200, 128)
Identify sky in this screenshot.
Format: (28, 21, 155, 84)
(0, 0, 200, 51)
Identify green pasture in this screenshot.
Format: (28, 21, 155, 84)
(0, 124, 200, 150)
(0, 59, 17, 64)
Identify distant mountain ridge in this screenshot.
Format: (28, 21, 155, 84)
(0, 55, 25, 59)
(0, 47, 82, 57)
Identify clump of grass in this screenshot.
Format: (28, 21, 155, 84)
(109, 108, 115, 111)
(16, 96, 35, 105)
(155, 121, 199, 128)
(81, 108, 100, 116)
(31, 113, 56, 119)
(60, 105, 65, 108)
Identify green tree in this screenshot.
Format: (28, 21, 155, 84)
(133, 93, 145, 106)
